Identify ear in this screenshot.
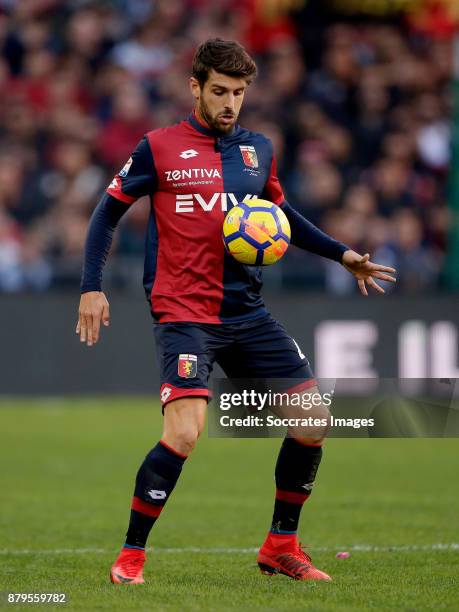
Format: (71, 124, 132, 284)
(189, 77, 201, 101)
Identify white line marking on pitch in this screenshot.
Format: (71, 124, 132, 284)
(0, 544, 458, 556)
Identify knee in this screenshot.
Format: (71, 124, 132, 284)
(289, 404, 331, 444)
(317, 404, 331, 429)
(164, 424, 202, 456)
(162, 397, 207, 456)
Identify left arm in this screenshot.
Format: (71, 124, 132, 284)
(280, 201, 348, 263)
(280, 202, 397, 295)
(262, 148, 396, 295)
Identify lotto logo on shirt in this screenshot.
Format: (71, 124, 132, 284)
(178, 354, 197, 378)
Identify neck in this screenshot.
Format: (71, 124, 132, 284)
(194, 106, 210, 129)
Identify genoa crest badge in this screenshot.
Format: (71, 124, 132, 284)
(239, 145, 259, 169)
(178, 354, 197, 378)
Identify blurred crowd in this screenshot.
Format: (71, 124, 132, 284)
(0, 0, 453, 294)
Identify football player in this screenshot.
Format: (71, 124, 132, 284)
(77, 38, 396, 584)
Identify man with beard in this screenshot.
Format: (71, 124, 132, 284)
(77, 38, 395, 584)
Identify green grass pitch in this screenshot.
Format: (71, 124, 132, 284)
(0, 398, 458, 611)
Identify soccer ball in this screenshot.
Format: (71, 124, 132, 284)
(222, 198, 291, 265)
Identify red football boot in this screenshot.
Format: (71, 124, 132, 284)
(258, 533, 331, 581)
(110, 547, 146, 584)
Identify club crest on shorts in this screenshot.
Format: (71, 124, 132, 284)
(239, 145, 258, 168)
(178, 354, 197, 378)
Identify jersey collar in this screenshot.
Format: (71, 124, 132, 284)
(187, 111, 239, 139)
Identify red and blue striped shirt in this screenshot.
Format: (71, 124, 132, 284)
(81, 112, 348, 323)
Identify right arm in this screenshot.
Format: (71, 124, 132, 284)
(76, 136, 157, 346)
(76, 194, 127, 346)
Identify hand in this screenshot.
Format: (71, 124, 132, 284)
(76, 291, 110, 347)
(342, 250, 396, 296)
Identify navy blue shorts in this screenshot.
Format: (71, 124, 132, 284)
(154, 314, 315, 408)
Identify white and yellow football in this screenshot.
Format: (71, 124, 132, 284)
(222, 198, 291, 266)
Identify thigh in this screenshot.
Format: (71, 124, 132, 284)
(218, 315, 314, 381)
(217, 317, 325, 442)
(154, 323, 230, 409)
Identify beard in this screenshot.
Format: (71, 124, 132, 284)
(198, 98, 236, 134)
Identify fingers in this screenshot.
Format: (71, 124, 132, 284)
(368, 263, 396, 274)
(91, 315, 100, 346)
(79, 313, 88, 344)
(367, 277, 385, 294)
(371, 271, 397, 283)
(358, 279, 368, 296)
(360, 253, 370, 263)
(102, 302, 110, 327)
(86, 314, 94, 346)
(77, 292, 110, 347)
(77, 311, 97, 346)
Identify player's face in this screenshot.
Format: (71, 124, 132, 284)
(190, 69, 248, 134)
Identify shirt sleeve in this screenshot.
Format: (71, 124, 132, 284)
(106, 135, 157, 204)
(80, 193, 127, 293)
(80, 136, 158, 292)
(262, 142, 349, 262)
(281, 201, 349, 263)
(262, 153, 285, 206)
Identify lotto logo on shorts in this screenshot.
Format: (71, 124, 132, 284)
(178, 354, 197, 378)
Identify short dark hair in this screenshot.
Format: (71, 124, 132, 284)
(192, 38, 257, 87)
